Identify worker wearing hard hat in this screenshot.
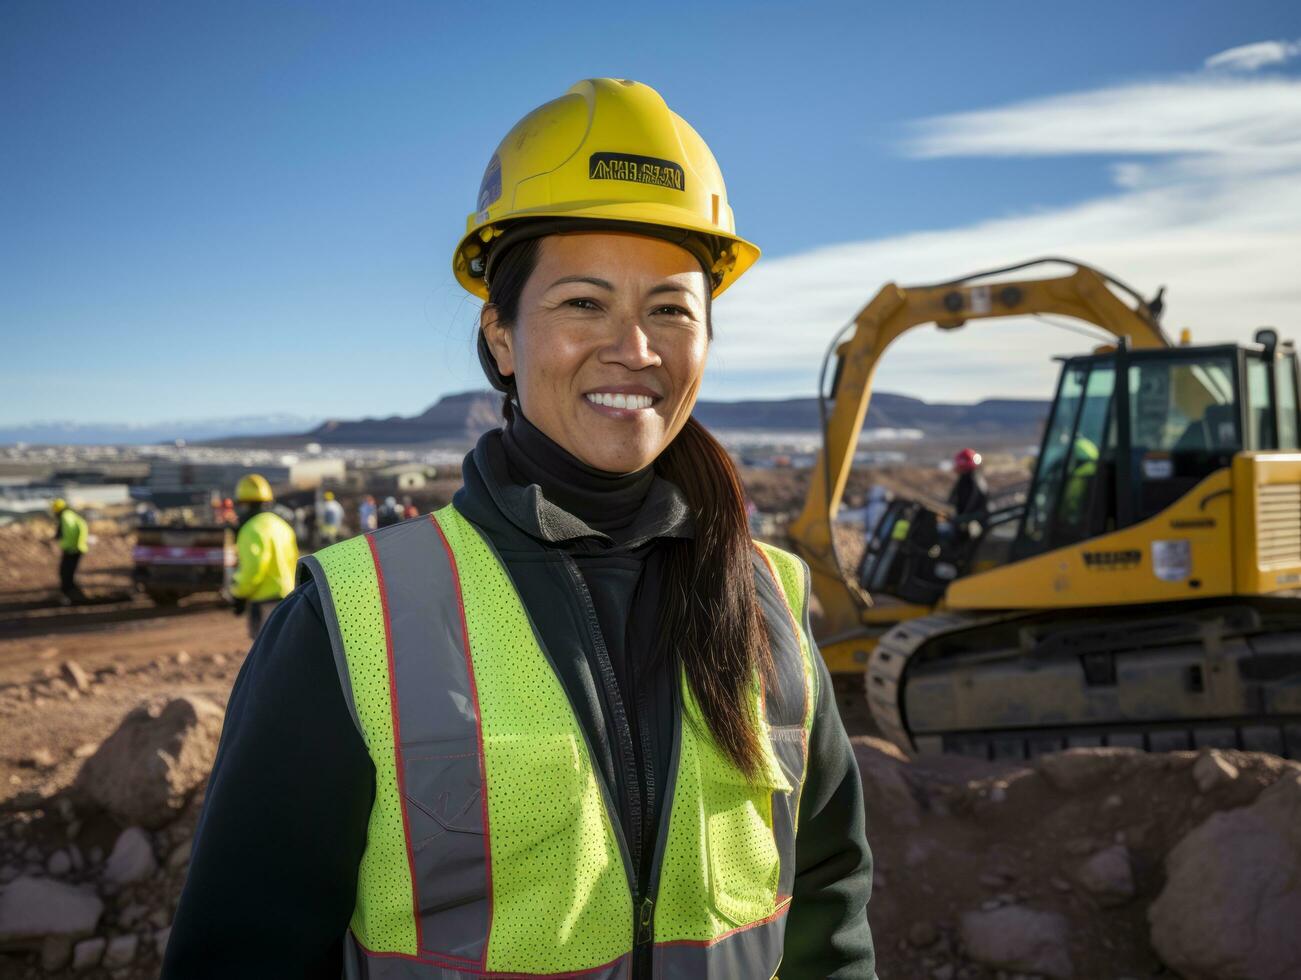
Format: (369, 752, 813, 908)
(167, 80, 874, 979)
(318, 490, 344, 545)
(50, 498, 88, 605)
(949, 448, 990, 523)
(228, 474, 298, 640)
(1061, 436, 1101, 527)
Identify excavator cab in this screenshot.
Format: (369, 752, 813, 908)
(1013, 333, 1299, 561)
(863, 334, 1300, 605)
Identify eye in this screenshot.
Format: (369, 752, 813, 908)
(652, 304, 692, 318)
(565, 297, 602, 311)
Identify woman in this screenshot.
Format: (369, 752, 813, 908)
(164, 78, 875, 979)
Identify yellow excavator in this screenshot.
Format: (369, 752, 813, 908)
(787, 258, 1301, 760)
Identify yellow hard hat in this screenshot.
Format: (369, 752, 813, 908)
(51, 498, 67, 514)
(453, 78, 760, 301)
(323, 491, 335, 501)
(235, 473, 274, 503)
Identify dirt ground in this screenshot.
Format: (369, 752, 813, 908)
(2, 462, 1295, 979)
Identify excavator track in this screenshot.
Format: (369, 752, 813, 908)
(867, 598, 1301, 761)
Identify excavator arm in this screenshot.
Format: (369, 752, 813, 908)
(787, 261, 1171, 662)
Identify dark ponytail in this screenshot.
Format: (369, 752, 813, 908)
(655, 419, 773, 778)
(484, 236, 773, 779)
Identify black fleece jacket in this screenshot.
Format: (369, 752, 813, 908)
(164, 423, 875, 979)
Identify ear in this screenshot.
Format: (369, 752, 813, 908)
(479, 304, 516, 379)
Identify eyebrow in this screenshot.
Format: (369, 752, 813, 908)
(547, 275, 613, 291)
(546, 276, 698, 299)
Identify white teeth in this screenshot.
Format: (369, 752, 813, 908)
(586, 393, 654, 410)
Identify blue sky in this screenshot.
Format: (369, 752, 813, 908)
(3, 1, 1300, 426)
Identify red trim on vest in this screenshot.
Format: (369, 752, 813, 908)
(357, 935, 630, 977)
(368, 533, 425, 955)
(653, 895, 792, 949)
(431, 513, 495, 970)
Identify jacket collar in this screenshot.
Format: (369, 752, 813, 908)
(454, 428, 695, 552)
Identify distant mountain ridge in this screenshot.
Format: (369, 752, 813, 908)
(295, 389, 1049, 446)
(0, 391, 1050, 448)
(0, 414, 322, 447)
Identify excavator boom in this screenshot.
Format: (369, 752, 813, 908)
(787, 261, 1170, 663)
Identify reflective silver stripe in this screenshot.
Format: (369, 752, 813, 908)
(653, 905, 789, 979)
(371, 518, 491, 964)
(346, 934, 632, 979)
(754, 552, 812, 908)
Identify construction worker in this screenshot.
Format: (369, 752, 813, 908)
(949, 448, 990, 522)
(1060, 435, 1100, 527)
(376, 494, 403, 527)
(166, 79, 874, 980)
(228, 474, 298, 640)
(357, 494, 377, 532)
(50, 498, 87, 605)
(318, 491, 344, 545)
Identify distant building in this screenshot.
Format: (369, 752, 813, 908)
(146, 457, 346, 498)
(368, 463, 437, 493)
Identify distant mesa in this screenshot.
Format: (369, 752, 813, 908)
(0, 390, 1050, 448)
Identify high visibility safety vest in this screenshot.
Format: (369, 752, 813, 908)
(302, 504, 817, 979)
(232, 511, 299, 603)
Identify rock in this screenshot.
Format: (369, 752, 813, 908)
(980, 898, 1002, 911)
(1149, 770, 1301, 980)
(41, 935, 73, 971)
(118, 902, 147, 927)
(1192, 748, 1239, 792)
(17, 748, 55, 769)
(71, 936, 106, 971)
(104, 828, 156, 885)
(0, 865, 17, 884)
(46, 849, 72, 876)
(960, 904, 1073, 978)
(101, 932, 138, 968)
(1050, 875, 1072, 893)
(908, 920, 939, 947)
(175, 650, 191, 665)
(73, 696, 224, 828)
(166, 838, 192, 869)
(61, 660, 91, 695)
(0, 876, 103, 948)
(1036, 747, 1138, 793)
(154, 925, 172, 959)
(1073, 844, 1134, 906)
(854, 739, 922, 828)
(931, 965, 955, 980)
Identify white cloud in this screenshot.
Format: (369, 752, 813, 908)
(705, 70, 1301, 405)
(1205, 39, 1301, 73)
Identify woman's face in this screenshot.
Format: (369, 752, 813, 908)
(482, 232, 710, 474)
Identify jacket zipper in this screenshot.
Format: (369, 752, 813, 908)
(562, 555, 674, 978)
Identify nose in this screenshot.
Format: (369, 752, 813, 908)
(600, 317, 662, 371)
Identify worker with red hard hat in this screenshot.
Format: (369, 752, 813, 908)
(949, 448, 989, 522)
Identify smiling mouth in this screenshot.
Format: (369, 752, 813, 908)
(584, 392, 659, 411)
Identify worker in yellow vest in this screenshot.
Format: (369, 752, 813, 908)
(229, 473, 298, 640)
(167, 80, 875, 980)
(50, 498, 88, 605)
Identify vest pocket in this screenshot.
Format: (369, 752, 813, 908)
(701, 748, 792, 927)
(483, 732, 586, 862)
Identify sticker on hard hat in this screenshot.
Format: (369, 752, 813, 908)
(477, 154, 502, 212)
(589, 152, 685, 191)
